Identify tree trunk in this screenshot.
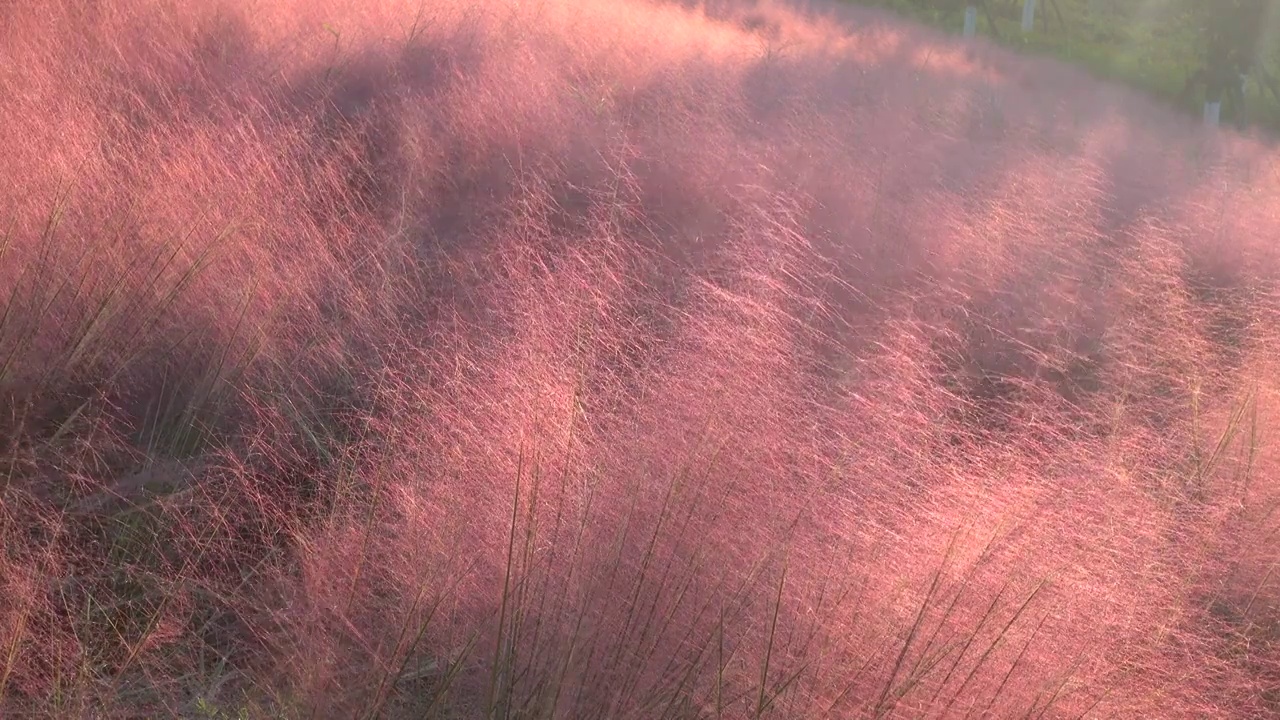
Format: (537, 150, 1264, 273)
(1047, 0, 1066, 32)
(982, 2, 1002, 39)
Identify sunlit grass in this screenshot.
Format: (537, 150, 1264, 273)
(1, 0, 1279, 717)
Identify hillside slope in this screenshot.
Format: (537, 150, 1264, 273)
(3, 0, 1280, 717)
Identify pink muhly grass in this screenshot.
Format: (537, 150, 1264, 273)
(2, 0, 1280, 717)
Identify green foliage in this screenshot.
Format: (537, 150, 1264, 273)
(856, 0, 1280, 130)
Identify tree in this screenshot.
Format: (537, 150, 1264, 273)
(1176, 0, 1276, 124)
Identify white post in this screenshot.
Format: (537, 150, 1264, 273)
(1022, 0, 1038, 32)
(964, 5, 978, 37)
(1204, 101, 1221, 127)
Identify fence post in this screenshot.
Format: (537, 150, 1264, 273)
(1022, 0, 1038, 32)
(1204, 100, 1221, 127)
(964, 5, 978, 37)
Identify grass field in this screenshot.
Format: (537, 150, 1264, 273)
(3, 0, 1280, 717)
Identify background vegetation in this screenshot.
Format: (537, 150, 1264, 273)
(3, 0, 1280, 717)
(861, 0, 1280, 130)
